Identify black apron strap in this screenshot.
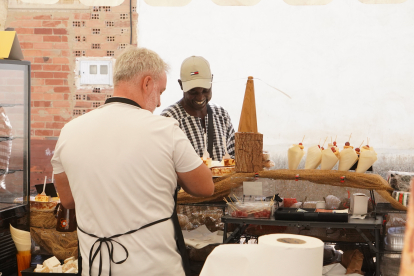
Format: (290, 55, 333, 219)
(206, 104, 214, 158)
(172, 188, 192, 276)
(104, 97, 142, 108)
(77, 240, 82, 276)
(77, 215, 171, 276)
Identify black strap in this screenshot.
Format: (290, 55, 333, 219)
(104, 97, 142, 109)
(77, 240, 82, 276)
(77, 216, 171, 276)
(206, 104, 214, 157)
(172, 189, 192, 276)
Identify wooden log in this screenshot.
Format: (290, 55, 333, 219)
(235, 132, 263, 173)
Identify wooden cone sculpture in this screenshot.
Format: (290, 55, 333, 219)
(235, 77, 263, 173)
(238, 76, 258, 133)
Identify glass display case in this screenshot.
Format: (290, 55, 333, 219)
(0, 59, 31, 276)
(0, 60, 30, 212)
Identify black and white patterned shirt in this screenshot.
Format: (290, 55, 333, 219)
(161, 101, 235, 161)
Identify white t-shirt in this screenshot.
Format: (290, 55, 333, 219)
(51, 101, 202, 276)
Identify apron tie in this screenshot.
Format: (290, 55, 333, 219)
(78, 216, 171, 276)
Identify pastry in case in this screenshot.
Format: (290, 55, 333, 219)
(211, 166, 235, 177)
(223, 158, 235, 166)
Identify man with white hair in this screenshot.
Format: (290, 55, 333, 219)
(51, 47, 214, 276)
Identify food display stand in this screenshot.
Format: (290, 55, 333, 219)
(221, 215, 383, 275)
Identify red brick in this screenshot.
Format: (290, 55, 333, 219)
(42, 50, 61, 57)
(9, 20, 43, 28)
(32, 86, 53, 93)
(34, 57, 53, 63)
(33, 15, 52, 20)
(43, 36, 61, 42)
(42, 21, 61, 27)
(43, 65, 61, 71)
(30, 72, 35, 78)
(54, 72, 69, 79)
(62, 36, 68, 42)
(115, 21, 130, 28)
(33, 101, 52, 107)
(15, 28, 34, 34)
(54, 116, 71, 122)
(53, 57, 69, 64)
(61, 65, 70, 71)
(54, 43, 69, 49)
(81, 13, 90, 20)
(31, 64, 42, 71)
(46, 122, 66, 129)
(23, 35, 43, 42)
(45, 79, 64, 85)
(53, 101, 70, 107)
(23, 50, 43, 57)
(31, 93, 44, 100)
(34, 28, 53, 35)
(53, 16, 69, 20)
(53, 130, 62, 136)
(34, 72, 54, 78)
(20, 42, 33, 49)
(63, 94, 70, 100)
(53, 28, 67, 35)
(54, 87, 70, 93)
(31, 122, 45, 128)
(62, 21, 68, 27)
(43, 93, 64, 100)
(35, 129, 54, 136)
(33, 114, 54, 121)
(60, 50, 70, 57)
(31, 79, 45, 86)
(31, 108, 46, 114)
(88, 94, 106, 101)
(33, 42, 54, 49)
(85, 21, 103, 28)
(74, 101, 92, 108)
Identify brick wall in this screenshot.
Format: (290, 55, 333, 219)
(5, 1, 137, 189)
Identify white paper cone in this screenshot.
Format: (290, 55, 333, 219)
(288, 145, 304, 170)
(356, 149, 377, 173)
(14, 242, 31, 252)
(12, 235, 31, 244)
(338, 148, 359, 171)
(10, 224, 31, 240)
(305, 145, 322, 169)
(321, 149, 339, 170)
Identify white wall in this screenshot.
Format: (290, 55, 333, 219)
(137, 0, 414, 158)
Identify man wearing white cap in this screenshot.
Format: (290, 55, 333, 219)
(161, 56, 235, 161)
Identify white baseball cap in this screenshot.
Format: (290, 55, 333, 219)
(180, 56, 212, 92)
